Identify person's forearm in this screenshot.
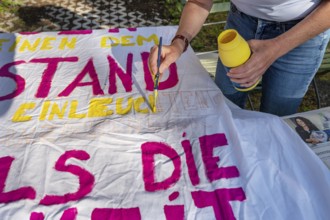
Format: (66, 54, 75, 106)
(272, 0, 330, 58)
(172, 0, 213, 52)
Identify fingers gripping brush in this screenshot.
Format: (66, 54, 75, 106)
(153, 36, 162, 113)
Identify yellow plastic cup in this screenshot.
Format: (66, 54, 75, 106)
(218, 29, 260, 92)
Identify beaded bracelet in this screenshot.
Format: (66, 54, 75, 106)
(171, 34, 189, 53)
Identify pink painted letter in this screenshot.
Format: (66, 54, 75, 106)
(39, 150, 95, 205)
(141, 142, 181, 192)
(199, 133, 239, 181)
(191, 188, 246, 220)
(0, 61, 26, 101)
(181, 139, 200, 186)
(30, 207, 78, 220)
(107, 54, 133, 94)
(30, 212, 44, 220)
(141, 52, 179, 91)
(164, 205, 184, 220)
(59, 58, 104, 97)
(31, 57, 78, 98)
(91, 208, 141, 220)
(0, 156, 36, 203)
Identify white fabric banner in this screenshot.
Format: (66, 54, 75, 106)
(0, 26, 329, 220)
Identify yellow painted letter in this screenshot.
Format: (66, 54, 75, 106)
(134, 96, 149, 114)
(88, 98, 113, 117)
(136, 34, 158, 46)
(12, 102, 36, 122)
(49, 101, 68, 120)
(59, 37, 77, 50)
(68, 100, 86, 119)
(39, 101, 51, 121)
(0, 39, 10, 51)
(100, 36, 120, 48)
(116, 97, 133, 115)
(19, 38, 41, 52)
(40, 37, 56, 50)
(121, 36, 135, 47)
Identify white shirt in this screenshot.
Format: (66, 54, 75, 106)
(231, 0, 321, 22)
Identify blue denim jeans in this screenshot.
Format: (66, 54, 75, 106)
(215, 3, 330, 116)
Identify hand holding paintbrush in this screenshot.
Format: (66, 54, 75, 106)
(149, 34, 187, 112)
(153, 36, 162, 112)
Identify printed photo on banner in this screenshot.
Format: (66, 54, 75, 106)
(283, 107, 330, 169)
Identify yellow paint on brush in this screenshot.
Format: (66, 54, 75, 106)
(153, 90, 158, 113)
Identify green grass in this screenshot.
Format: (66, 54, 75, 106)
(191, 12, 227, 52)
(0, 0, 21, 14)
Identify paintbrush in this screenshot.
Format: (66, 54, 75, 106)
(153, 36, 162, 113)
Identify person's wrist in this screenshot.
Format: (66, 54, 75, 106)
(170, 40, 185, 55)
(171, 34, 189, 53)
